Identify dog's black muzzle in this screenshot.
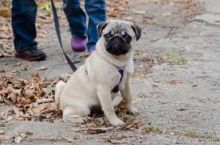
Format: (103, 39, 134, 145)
(106, 36, 130, 56)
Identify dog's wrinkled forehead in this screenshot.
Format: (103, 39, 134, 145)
(103, 21, 134, 36)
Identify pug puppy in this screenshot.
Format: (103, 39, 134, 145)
(55, 20, 141, 126)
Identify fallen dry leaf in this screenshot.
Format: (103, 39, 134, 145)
(0, 134, 12, 141)
(13, 62, 22, 67)
(107, 134, 127, 144)
(36, 98, 54, 104)
(167, 80, 184, 85)
(36, 66, 48, 71)
(84, 127, 113, 134)
(14, 133, 26, 144)
(107, 139, 127, 144)
(0, 129, 5, 134)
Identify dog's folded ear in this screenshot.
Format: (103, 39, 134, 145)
(97, 21, 108, 37)
(131, 23, 142, 41)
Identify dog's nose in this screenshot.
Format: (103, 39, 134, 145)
(112, 36, 122, 42)
(110, 36, 126, 49)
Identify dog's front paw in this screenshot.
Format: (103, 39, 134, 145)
(127, 107, 138, 115)
(110, 118, 125, 126)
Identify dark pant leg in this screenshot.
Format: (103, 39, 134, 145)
(63, 0, 87, 39)
(85, 0, 106, 50)
(12, 0, 38, 52)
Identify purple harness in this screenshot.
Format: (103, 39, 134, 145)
(111, 69, 124, 93)
(85, 69, 124, 93)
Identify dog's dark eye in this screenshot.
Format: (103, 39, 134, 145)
(104, 33, 112, 39)
(123, 34, 132, 42)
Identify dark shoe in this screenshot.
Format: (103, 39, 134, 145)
(15, 48, 46, 61)
(71, 37, 87, 52)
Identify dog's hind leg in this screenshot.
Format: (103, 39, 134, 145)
(63, 105, 90, 124)
(55, 81, 65, 106)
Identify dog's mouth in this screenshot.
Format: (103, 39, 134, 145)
(106, 36, 130, 56)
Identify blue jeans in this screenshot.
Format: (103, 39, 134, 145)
(63, 0, 106, 50)
(12, 0, 106, 52)
(12, 0, 38, 52)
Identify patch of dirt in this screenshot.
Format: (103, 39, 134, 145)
(133, 50, 165, 78)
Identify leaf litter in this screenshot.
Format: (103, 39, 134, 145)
(76, 101, 146, 135)
(0, 73, 63, 122)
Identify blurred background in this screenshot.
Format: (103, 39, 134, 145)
(0, 0, 202, 57)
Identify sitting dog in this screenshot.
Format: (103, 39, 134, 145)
(55, 20, 141, 126)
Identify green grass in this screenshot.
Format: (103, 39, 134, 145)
(167, 52, 188, 65)
(202, 134, 220, 142)
(38, 1, 52, 14)
(142, 123, 162, 134)
(183, 129, 200, 138)
(183, 129, 220, 141)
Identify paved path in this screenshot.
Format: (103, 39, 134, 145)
(1, 0, 220, 144)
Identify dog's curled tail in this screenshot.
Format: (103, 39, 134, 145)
(55, 81, 65, 106)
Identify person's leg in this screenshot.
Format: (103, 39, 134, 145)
(85, 0, 106, 53)
(12, 0, 46, 61)
(63, 0, 87, 52)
